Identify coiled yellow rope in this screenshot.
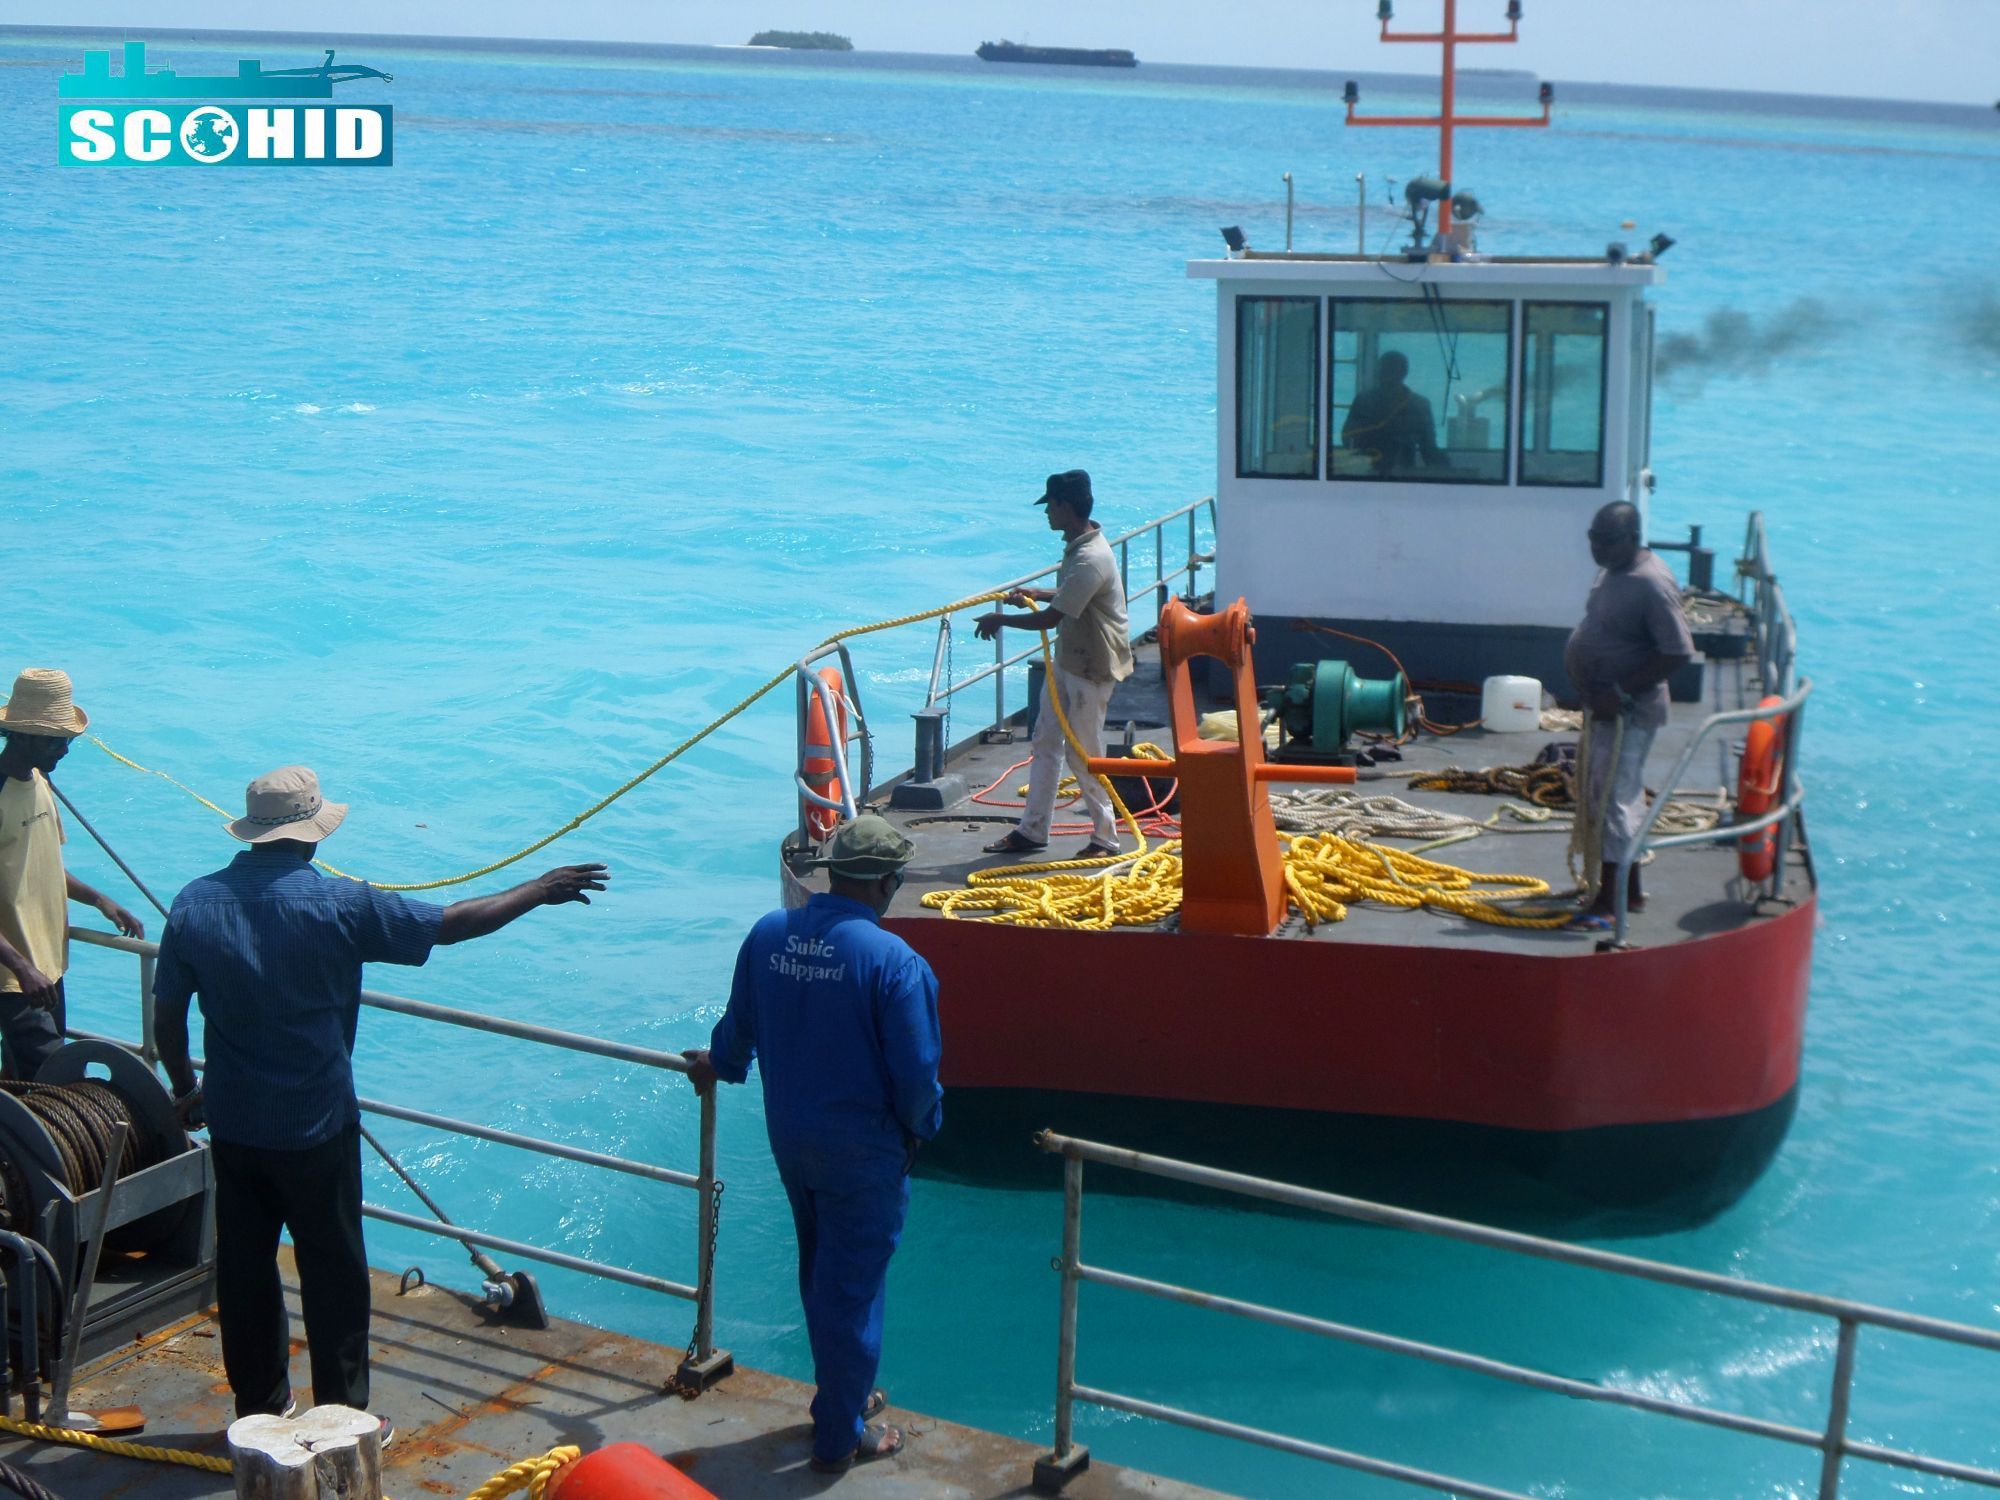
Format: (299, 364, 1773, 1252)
(92, 592, 1007, 892)
(464, 1443, 583, 1500)
(0, 1414, 231, 1473)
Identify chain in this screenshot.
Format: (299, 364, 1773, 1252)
(665, 1176, 726, 1401)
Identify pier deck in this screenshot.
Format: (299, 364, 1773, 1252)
(2, 1254, 1224, 1499)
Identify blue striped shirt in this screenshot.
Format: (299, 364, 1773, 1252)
(153, 850, 443, 1150)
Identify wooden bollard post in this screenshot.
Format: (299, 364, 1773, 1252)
(228, 1405, 383, 1500)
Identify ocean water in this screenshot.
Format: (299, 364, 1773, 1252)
(4, 30, 2000, 1498)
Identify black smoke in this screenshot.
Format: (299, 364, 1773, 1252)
(1655, 299, 1835, 384)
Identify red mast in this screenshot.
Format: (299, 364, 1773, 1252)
(1344, 0, 1552, 238)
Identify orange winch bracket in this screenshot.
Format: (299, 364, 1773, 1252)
(1088, 597, 1356, 937)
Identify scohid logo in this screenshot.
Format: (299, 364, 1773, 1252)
(59, 42, 393, 167)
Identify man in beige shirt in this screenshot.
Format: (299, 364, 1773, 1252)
(0, 670, 144, 1079)
(974, 470, 1135, 857)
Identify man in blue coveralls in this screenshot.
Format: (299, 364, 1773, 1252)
(685, 814, 942, 1474)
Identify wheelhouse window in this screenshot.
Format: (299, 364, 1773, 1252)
(1329, 298, 1510, 484)
(1236, 297, 1320, 479)
(1520, 301, 1609, 487)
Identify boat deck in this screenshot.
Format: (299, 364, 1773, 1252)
(2, 1252, 1224, 1499)
(846, 633, 1812, 952)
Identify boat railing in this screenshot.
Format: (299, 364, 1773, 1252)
(1612, 674, 1811, 944)
(63, 926, 730, 1388)
(1028, 1131, 2000, 1499)
(791, 639, 873, 850)
(1737, 509, 1797, 698)
(918, 496, 1217, 748)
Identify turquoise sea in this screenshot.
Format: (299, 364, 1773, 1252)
(5, 30, 2000, 1497)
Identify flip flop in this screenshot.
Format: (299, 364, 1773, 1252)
(1075, 841, 1122, 859)
(982, 832, 1048, 855)
(1565, 912, 1613, 931)
(808, 1422, 903, 1473)
(863, 1389, 888, 1420)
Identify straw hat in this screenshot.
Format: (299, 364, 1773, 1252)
(227, 766, 349, 844)
(0, 669, 89, 738)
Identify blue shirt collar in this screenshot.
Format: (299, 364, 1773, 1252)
(807, 891, 881, 924)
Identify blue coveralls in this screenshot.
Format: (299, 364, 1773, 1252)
(707, 892, 943, 1463)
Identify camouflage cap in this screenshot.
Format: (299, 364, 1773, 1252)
(822, 813, 916, 878)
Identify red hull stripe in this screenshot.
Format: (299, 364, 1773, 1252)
(889, 895, 1815, 1133)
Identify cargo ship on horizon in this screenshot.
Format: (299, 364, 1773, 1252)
(976, 40, 1138, 68)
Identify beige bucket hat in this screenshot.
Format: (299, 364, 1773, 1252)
(228, 766, 349, 844)
(0, 669, 89, 737)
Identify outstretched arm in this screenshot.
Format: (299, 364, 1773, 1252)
(438, 864, 609, 946)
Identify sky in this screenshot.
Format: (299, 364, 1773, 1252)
(7, 0, 1998, 105)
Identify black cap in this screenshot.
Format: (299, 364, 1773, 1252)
(1035, 469, 1092, 508)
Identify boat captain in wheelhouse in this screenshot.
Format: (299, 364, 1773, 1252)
(1200, 251, 1660, 694)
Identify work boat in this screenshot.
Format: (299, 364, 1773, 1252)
(780, 6, 1814, 1228)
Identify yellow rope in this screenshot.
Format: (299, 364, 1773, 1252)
(92, 592, 1008, 892)
(0, 1414, 232, 1473)
(463, 1443, 583, 1500)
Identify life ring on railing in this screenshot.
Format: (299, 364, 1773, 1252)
(801, 665, 850, 842)
(1736, 695, 1788, 882)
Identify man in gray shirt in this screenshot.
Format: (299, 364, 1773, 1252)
(973, 470, 1135, 858)
(1563, 502, 1695, 919)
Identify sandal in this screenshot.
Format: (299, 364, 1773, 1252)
(982, 831, 1048, 855)
(1075, 841, 1122, 859)
(863, 1389, 888, 1420)
(808, 1422, 903, 1473)
(1565, 911, 1613, 931)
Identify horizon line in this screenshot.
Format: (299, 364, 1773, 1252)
(1, 22, 1990, 113)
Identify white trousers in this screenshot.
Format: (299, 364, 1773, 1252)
(1018, 668, 1118, 846)
(1585, 717, 1658, 865)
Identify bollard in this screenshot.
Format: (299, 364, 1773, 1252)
(229, 1405, 382, 1499)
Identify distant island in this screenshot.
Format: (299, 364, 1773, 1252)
(976, 41, 1137, 68)
(748, 30, 852, 51)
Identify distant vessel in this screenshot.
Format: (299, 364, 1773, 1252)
(976, 41, 1138, 68)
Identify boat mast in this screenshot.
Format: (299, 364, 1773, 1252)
(1343, 0, 1552, 237)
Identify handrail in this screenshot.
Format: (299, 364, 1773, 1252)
(1029, 1131, 2000, 1499)
(915, 496, 1217, 742)
(1611, 676, 1812, 944)
(66, 926, 728, 1382)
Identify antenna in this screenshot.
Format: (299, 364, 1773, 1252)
(1342, 1, 1552, 238)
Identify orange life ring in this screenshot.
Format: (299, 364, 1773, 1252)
(801, 665, 850, 841)
(1736, 695, 1788, 882)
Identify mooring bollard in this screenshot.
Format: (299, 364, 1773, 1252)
(228, 1404, 383, 1500)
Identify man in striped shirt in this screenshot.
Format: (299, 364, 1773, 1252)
(154, 765, 607, 1432)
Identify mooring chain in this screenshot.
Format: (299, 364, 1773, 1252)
(665, 1176, 726, 1400)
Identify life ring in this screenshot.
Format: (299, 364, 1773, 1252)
(801, 665, 850, 841)
(1736, 695, 1788, 882)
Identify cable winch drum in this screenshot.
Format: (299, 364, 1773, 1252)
(0, 1041, 192, 1256)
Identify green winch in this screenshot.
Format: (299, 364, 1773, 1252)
(1265, 659, 1408, 759)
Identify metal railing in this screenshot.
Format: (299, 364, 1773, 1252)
(1610, 511, 1808, 945)
(66, 926, 730, 1384)
(1031, 1132, 2000, 1499)
(924, 496, 1217, 742)
(792, 639, 871, 849)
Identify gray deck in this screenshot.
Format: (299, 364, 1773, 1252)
(857, 636, 1811, 950)
(0, 1253, 1224, 1499)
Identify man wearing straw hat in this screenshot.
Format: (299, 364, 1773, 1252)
(0, 668, 146, 1079)
(685, 814, 942, 1474)
(152, 765, 608, 1433)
